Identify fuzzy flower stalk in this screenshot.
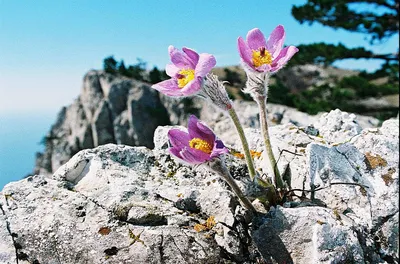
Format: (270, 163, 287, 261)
(151, 46, 258, 182)
(199, 73, 258, 182)
(238, 25, 299, 189)
(168, 115, 256, 213)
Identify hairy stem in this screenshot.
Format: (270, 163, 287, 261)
(255, 95, 284, 189)
(209, 159, 256, 213)
(228, 107, 257, 181)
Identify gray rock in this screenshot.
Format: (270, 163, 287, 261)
(81, 70, 105, 121)
(34, 69, 381, 177)
(3, 144, 257, 263)
(151, 111, 398, 262)
(252, 206, 364, 264)
(2, 110, 399, 263)
(113, 110, 135, 146)
(0, 204, 17, 264)
(92, 100, 115, 146)
(127, 85, 170, 148)
(34, 71, 173, 175)
(314, 109, 363, 144)
(306, 118, 399, 262)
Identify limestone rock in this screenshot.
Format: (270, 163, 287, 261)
(127, 85, 169, 148)
(252, 206, 365, 263)
(314, 109, 363, 144)
(34, 69, 381, 177)
(34, 71, 173, 175)
(0, 205, 17, 264)
(3, 145, 254, 263)
(2, 110, 399, 263)
(92, 100, 115, 146)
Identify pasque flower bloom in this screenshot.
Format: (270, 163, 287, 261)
(152, 46, 216, 97)
(168, 115, 256, 212)
(168, 115, 229, 165)
(238, 25, 298, 73)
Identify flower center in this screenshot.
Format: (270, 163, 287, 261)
(189, 138, 212, 154)
(252, 47, 272, 68)
(177, 69, 195, 88)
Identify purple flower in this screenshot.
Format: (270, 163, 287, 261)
(151, 46, 216, 97)
(168, 115, 229, 165)
(238, 25, 299, 73)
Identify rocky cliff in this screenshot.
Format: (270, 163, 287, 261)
(35, 70, 173, 175)
(34, 70, 380, 176)
(1, 109, 398, 263)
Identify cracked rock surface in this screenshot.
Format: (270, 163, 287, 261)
(1, 110, 398, 264)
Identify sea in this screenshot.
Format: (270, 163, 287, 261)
(0, 111, 57, 189)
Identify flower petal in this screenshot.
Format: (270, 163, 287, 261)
(255, 63, 272, 73)
(238, 37, 255, 71)
(270, 46, 299, 73)
(180, 147, 210, 164)
(181, 77, 202, 96)
(210, 140, 229, 158)
(169, 147, 184, 160)
(246, 28, 267, 51)
(168, 45, 195, 68)
(151, 79, 183, 96)
(188, 115, 215, 146)
(266, 25, 286, 59)
(194, 53, 216, 77)
(165, 64, 180, 77)
(183, 47, 200, 65)
(168, 129, 190, 149)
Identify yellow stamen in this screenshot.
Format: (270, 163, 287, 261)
(189, 138, 212, 154)
(252, 47, 272, 67)
(177, 69, 195, 88)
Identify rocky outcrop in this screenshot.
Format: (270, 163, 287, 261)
(34, 70, 380, 178)
(2, 109, 398, 263)
(34, 71, 171, 175)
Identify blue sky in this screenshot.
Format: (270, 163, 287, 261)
(0, 0, 398, 188)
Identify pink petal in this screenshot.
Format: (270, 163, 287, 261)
(255, 63, 272, 73)
(188, 115, 215, 146)
(168, 129, 190, 149)
(168, 45, 195, 68)
(246, 28, 267, 51)
(180, 147, 210, 164)
(170, 147, 184, 160)
(180, 77, 202, 96)
(182, 47, 200, 65)
(152, 79, 199, 97)
(165, 64, 180, 77)
(151, 79, 179, 94)
(266, 25, 286, 59)
(194, 53, 216, 77)
(210, 140, 229, 158)
(270, 46, 299, 73)
(238, 37, 255, 71)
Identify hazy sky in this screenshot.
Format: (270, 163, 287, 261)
(1, 0, 398, 115)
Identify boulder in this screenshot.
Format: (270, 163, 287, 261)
(3, 110, 397, 263)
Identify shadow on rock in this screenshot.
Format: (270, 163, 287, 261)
(251, 213, 294, 264)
